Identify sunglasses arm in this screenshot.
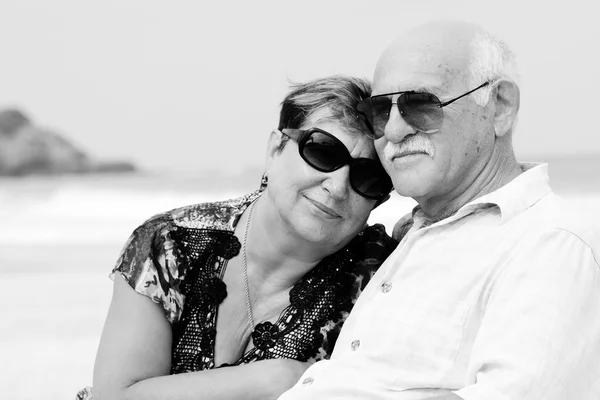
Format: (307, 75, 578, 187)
(439, 81, 491, 107)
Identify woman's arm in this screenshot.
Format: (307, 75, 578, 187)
(93, 274, 308, 400)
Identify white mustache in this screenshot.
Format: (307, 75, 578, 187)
(383, 135, 435, 161)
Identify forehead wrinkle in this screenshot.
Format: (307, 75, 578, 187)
(405, 51, 468, 90)
(374, 75, 446, 97)
(374, 27, 473, 95)
(412, 83, 445, 95)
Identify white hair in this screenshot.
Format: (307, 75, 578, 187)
(468, 31, 520, 106)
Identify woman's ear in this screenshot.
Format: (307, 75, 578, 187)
(264, 129, 284, 172)
(492, 79, 520, 138)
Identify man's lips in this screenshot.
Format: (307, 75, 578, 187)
(305, 197, 342, 218)
(391, 150, 429, 160)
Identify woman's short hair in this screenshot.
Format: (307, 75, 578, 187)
(277, 75, 371, 149)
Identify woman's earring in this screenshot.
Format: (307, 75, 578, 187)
(259, 173, 268, 192)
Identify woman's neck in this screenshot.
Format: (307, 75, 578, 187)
(241, 196, 333, 293)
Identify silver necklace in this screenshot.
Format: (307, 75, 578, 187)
(242, 200, 257, 331)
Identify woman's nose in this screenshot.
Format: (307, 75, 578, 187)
(321, 165, 351, 199)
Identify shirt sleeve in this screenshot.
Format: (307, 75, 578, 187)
(110, 213, 186, 324)
(455, 229, 600, 400)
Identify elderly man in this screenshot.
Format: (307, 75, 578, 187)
(278, 21, 600, 400)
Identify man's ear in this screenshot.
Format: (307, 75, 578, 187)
(492, 79, 520, 138)
(265, 129, 285, 172)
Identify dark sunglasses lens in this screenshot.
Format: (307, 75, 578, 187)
(350, 159, 393, 199)
(399, 92, 443, 133)
(301, 130, 347, 171)
(358, 97, 390, 138)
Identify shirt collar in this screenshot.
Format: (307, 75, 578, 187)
(409, 163, 552, 228)
(467, 162, 552, 223)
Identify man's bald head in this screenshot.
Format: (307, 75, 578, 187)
(370, 20, 522, 217)
(374, 20, 518, 106)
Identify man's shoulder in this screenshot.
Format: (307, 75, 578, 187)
(509, 192, 600, 261)
(529, 192, 598, 243)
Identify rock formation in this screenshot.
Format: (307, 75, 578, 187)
(0, 109, 135, 176)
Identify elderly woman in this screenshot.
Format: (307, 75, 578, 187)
(77, 76, 397, 400)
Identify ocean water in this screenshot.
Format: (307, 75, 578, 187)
(2, 156, 598, 246)
(1, 160, 599, 399)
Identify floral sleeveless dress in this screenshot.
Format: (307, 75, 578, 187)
(76, 191, 397, 399)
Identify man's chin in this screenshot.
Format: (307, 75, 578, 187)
(392, 186, 430, 199)
(386, 165, 436, 200)
(389, 175, 434, 200)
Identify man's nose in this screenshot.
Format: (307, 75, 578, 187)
(383, 103, 417, 143)
(322, 165, 350, 200)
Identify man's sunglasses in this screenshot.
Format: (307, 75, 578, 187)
(281, 127, 393, 200)
(357, 81, 492, 139)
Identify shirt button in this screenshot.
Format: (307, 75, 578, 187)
(381, 281, 392, 293)
(351, 339, 360, 351)
(302, 377, 314, 386)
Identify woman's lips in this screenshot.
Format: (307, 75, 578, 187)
(305, 197, 342, 218)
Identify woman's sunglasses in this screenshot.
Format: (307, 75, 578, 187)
(357, 81, 492, 139)
(280, 127, 393, 200)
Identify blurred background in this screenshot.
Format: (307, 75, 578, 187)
(1, 1, 599, 398)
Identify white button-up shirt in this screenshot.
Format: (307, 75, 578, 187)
(279, 164, 600, 400)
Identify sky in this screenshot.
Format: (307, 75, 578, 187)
(1, 0, 598, 173)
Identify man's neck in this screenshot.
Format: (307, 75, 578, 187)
(418, 152, 523, 222)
